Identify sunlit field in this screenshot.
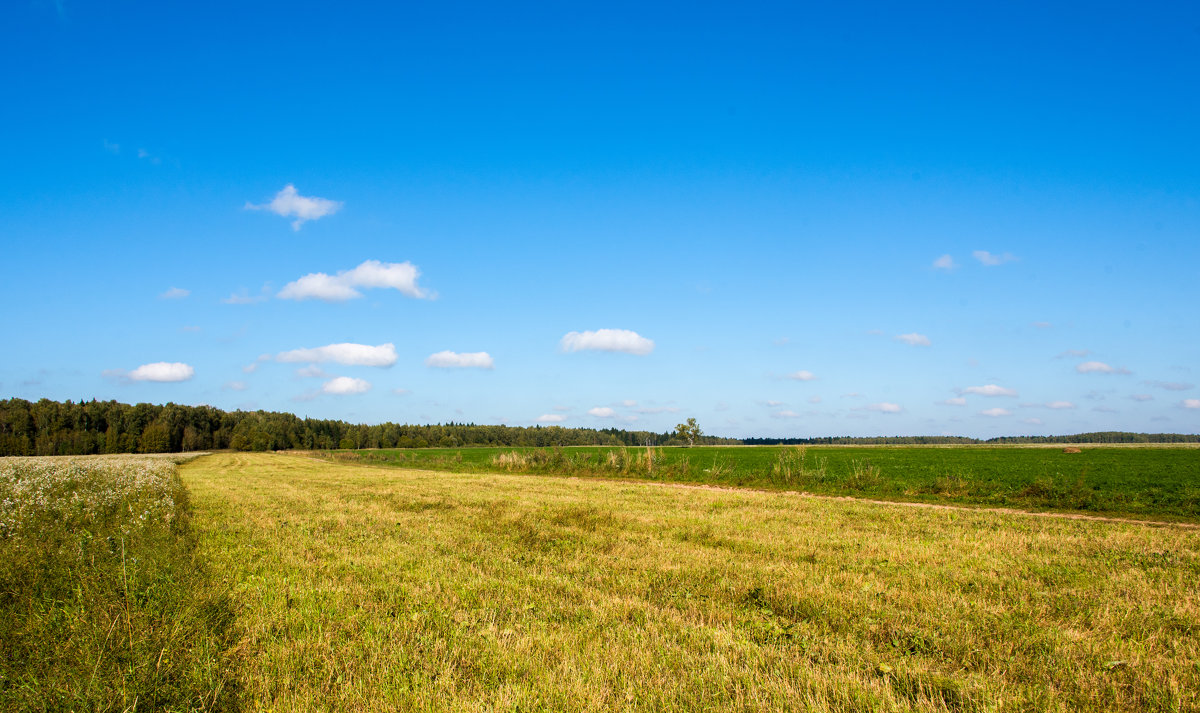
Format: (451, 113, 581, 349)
(183, 452, 1198, 712)
(319, 444, 1200, 522)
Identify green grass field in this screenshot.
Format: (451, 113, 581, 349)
(319, 444, 1200, 522)
(183, 452, 1199, 712)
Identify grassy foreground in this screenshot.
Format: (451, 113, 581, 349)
(187, 452, 1199, 712)
(0, 455, 237, 712)
(320, 445, 1200, 522)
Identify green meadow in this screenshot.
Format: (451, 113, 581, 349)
(322, 444, 1200, 522)
(4, 450, 1199, 711)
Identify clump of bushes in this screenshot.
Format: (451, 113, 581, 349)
(0, 455, 238, 711)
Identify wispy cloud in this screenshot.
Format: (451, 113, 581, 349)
(866, 402, 902, 413)
(1143, 380, 1193, 391)
(222, 287, 270, 305)
(932, 254, 956, 270)
(1076, 361, 1131, 375)
(295, 365, 327, 378)
(895, 333, 931, 347)
(425, 351, 494, 369)
(1183, 399, 1200, 410)
(1130, 394, 1154, 402)
(245, 184, 342, 230)
(560, 329, 654, 355)
(1032, 321, 1052, 329)
(973, 250, 1017, 266)
(278, 260, 431, 302)
(277, 343, 398, 367)
(772, 410, 802, 419)
(322, 376, 371, 395)
(1045, 401, 1076, 409)
(940, 397, 967, 406)
(961, 384, 1018, 397)
(1023, 417, 1043, 425)
(979, 407, 1011, 417)
(636, 406, 680, 414)
(587, 407, 616, 418)
(102, 139, 120, 154)
(786, 370, 816, 381)
(159, 287, 190, 300)
(223, 381, 247, 391)
(537, 413, 567, 423)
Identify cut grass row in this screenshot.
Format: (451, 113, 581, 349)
(317, 445, 1200, 522)
(185, 452, 1200, 712)
(0, 454, 237, 712)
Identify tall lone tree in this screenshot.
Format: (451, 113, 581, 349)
(675, 418, 702, 447)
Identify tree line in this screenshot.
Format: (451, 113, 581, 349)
(1, 398, 1193, 457)
(0, 398, 736, 456)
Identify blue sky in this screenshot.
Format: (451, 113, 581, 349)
(2, 0, 1198, 438)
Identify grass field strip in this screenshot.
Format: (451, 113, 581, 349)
(184, 452, 1200, 712)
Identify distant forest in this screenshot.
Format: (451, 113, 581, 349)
(0, 398, 1196, 457)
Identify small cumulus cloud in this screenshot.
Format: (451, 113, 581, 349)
(159, 287, 190, 300)
(895, 333, 931, 347)
(1183, 399, 1200, 410)
(940, 397, 967, 406)
(560, 329, 654, 356)
(588, 407, 616, 418)
(932, 254, 957, 270)
(1045, 401, 1076, 409)
(765, 400, 785, 407)
(979, 407, 1011, 417)
(279, 343, 398, 367)
(425, 351, 494, 369)
(787, 370, 816, 381)
(961, 384, 1018, 397)
(278, 260, 430, 302)
(537, 413, 567, 423)
(1076, 361, 1131, 375)
(866, 402, 902, 413)
(973, 250, 1017, 266)
(322, 376, 371, 395)
(245, 184, 342, 230)
(113, 362, 195, 383)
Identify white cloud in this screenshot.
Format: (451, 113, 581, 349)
(940, 397, 968, 406)
(243, 354, 270, 374)
(1181, 399, 1200, 409)
(1023, 417, 1044, 426)
(295, 365, 327, 378)
(322, 376, 371, 395)
(772, 410, 802, 419)
(127, 362, 194, 383)
(588, 407, 616, 418)
(979, 407, 1011, 417)
(160, 287, 189, 299)
(1076, 361, 1131, 375)
(223, 381, 247, 391)
(392, 388, 410, 396)
(277, 342, 398, 367)
(787, 370, 816, 381)
(867, 402, 902, 413)
(962, 384, 1018, 397)
(1045, 401, 1076, 409)
(425, 351, 494, 369)
(560, 329, 654, 355)
(1130, 394, 1154, 402)
(245, 184, 343, 230)
(278, 260, 430, 302)
(620, 399, 637, 407)
(765, 400, 785, 407)
(222, 289, 269, 305)
(932, 254, 956, 270)
(537, 413, 567, 423)
(973, 250, 1017, 266)
(895, 333, 931, 347)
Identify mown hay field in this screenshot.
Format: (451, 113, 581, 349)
(322, 445, 1200, 523)
(185, 452, 1200, 712)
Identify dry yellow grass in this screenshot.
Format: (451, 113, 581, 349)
(184, 452, 1200, 712)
